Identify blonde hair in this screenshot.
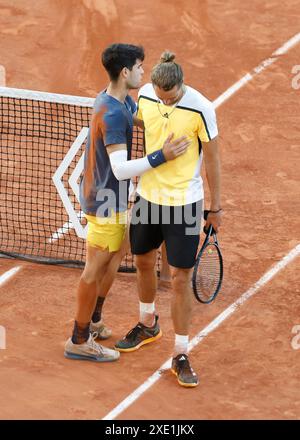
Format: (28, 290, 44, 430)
(151, 51, 183, 91)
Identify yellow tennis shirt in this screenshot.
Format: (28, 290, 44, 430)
(136, 83, 218, 206)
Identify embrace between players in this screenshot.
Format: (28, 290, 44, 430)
(64, 44, 222, 388)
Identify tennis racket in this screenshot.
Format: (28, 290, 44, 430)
(192, 210, 223, 304)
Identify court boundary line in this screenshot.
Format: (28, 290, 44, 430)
(213, 32, 300, 108)
(0, 65, 6, 87)
(103, 244, 300, 420)
(102, 30, 300, 420)
(0, 266, 21, 287)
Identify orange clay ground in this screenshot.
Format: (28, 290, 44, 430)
(0, 0, 299, 419)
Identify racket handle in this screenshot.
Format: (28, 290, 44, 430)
(203, 210, 216, 235)
(204, 210, 210, 221)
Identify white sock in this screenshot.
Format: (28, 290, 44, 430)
(174, 334, 189, 356)
(139, 301, 155, 327)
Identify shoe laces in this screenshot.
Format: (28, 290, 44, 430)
(124, 323, 144, 341)
(87, 332, 104, 355)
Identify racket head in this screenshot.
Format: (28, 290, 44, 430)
(192, 232, 223, 304)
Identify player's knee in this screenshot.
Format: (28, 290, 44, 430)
(82, 260, 108, 283)
(171, 269, 191, 291)
(136, 254, 156, 272)
(81, 267, 98, 284)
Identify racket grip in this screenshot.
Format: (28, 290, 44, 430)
(204, 210, 210, 221)
(203, 210, 216, 235)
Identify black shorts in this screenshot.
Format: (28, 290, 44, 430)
(130, 196, 203, 269)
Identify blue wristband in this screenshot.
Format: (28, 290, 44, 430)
(147, 149, 166, 168)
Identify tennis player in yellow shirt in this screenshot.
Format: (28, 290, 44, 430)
(115, 51, 222, 387)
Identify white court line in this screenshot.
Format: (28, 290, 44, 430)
(0, 267, 21, 287)
(102, 31, 300, 420)
(0, 65, 6, 87)
(213, 32, 300, 108)
(103, 244, 300, 420)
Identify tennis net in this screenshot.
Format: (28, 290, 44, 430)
(0, 86, 145, 271)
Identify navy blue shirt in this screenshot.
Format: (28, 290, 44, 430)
(80, 91, 136, 216)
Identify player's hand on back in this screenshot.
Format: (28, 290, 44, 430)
(162, 133, 190, 161)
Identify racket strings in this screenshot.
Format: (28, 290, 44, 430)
(195, 244, 221, 300)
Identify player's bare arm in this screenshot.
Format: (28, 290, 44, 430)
(202, 136, 222, 232)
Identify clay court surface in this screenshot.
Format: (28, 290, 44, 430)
(0, 0, 299, 420)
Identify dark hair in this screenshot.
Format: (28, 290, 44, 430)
(102, 44, 144, 81)
(151, 51, 183, 91)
